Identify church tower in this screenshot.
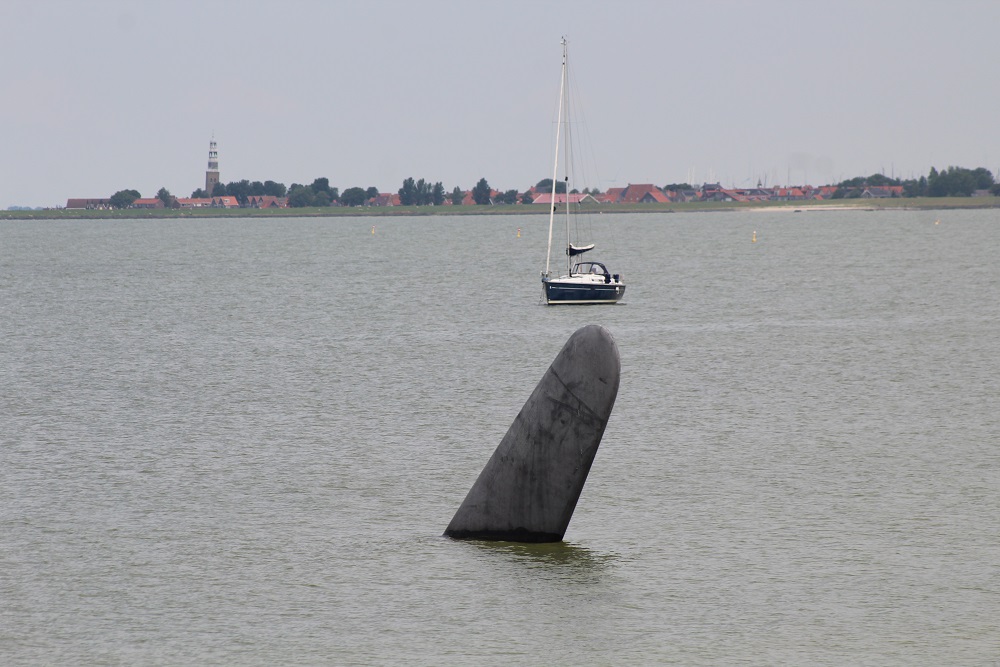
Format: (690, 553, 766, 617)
(205, 137, 220, 196)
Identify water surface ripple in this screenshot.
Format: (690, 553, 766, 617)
(2, 210, 998, 665)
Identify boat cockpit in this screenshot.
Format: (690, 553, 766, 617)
(571, 262, 620, 283)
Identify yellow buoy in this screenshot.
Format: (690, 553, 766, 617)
(752, 230, 757, 243)
(517, 227, 521, 238)
(934, 219, 940, 225)
(371, 225, 376, 234)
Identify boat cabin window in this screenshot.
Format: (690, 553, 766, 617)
(573, 262, 608, 275)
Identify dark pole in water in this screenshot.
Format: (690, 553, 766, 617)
(444, 324, 620, 542)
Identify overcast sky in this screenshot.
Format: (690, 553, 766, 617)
(3, 0, 998, 208)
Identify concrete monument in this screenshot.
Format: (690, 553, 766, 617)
(445, 325, 620, 542)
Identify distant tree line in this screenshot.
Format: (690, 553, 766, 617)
(192, 179, 288, 202)
(925, 166, 997, 197)
(101, 165, 999, 210)
(106, 174, 685, 211)
(400, 176, 519, 206)
(288, 178, 340, 207)
(399, 177, 445, 205)
(832, 166, 997, 198)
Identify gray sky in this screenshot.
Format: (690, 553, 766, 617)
(3, 0, 998, 209)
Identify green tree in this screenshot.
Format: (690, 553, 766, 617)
(401, 178, 435, 205)
(365, 186, 379, 201)
(521, 191, 535, 204)
(311, 177, 331, 194)
(866, 173, 896, 187)
(903, 176, 927, 197)
(399, 177, 438, 205)
(109, 189, 140, 209)
(156, 187, 173, 207)
(971, 167, 994, 190)
(287, 184, 315, 207)
(263, 180, 287, 197)
(837, 176, 865, 188)
(190, 188, 208, 198)
(536, 177, 566, 194)
(472, 178, 492, 205)
(450, 186, 464, 205)
(314, 190, 332, 207)
(340, 187, 368, 207)
(926, 167, 948, 196)
(399, 177, 417, 205)
(928, 167, 957, 196)
(494, 189, 518, 205)
(950, 169, 976, 195)
(225, 179, 252, 206)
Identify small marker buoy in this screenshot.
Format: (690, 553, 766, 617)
(934, 219, 940, 225)
(752, 230, 757, 243)
(371, 225, 376, 234)
(517, 227, 521, 238)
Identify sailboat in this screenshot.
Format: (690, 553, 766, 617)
(541, 38, 626, 305)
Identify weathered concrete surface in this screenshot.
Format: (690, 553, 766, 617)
(444, 324, 620, 542)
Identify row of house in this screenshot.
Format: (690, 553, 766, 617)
(693, 183, 905, 203)
(65, 198, 114, 210)
(533, 182, 906, 205)
(368, 184, 681, 207)
(369, 182, 909, 207)
(65, 195, 288, 210)
(67, 182, 911, 211)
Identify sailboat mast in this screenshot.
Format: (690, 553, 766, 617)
(545, 37, 568, 278)
(562, 39, 572, 275)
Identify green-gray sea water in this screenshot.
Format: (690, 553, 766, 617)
(2, 210, 998, 665)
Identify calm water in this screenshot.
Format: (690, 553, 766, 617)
(2, 210, 998, 665)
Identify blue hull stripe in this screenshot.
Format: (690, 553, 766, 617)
(544, 282, 625, 305)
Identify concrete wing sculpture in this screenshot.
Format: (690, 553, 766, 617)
(445, 325, 620, 542)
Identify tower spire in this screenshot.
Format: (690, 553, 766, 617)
(205, 136, 220, 196)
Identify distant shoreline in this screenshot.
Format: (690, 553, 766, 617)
(4, 197, 999, 220)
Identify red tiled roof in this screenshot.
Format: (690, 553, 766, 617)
(246, 195, 288, 208)
(617, 184, 669, 204)
(65, 198, 111, 209)
(370, 193, 400, 206)
(177, 197, 213, 207)
(532, 193, 596, 205)
(719, 189, 750, 202)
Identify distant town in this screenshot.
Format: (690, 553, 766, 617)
(23, 140, 1000, 212)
